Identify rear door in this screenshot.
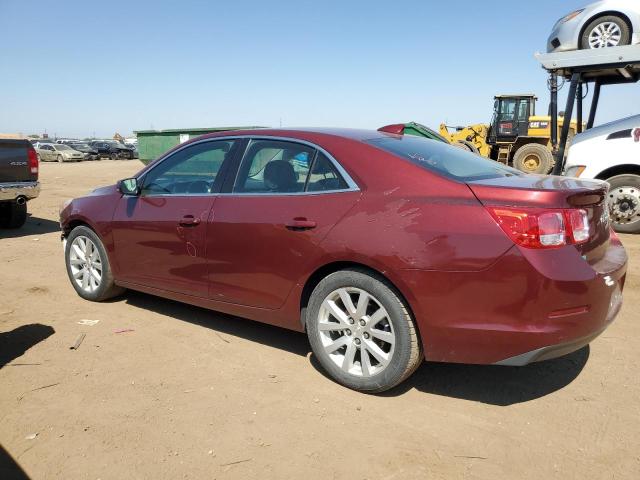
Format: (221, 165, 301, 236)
(111, 139, 240, 296)
(206, 138, 361, 309)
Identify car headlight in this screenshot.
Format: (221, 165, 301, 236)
(565, 165, 586, 178)
(560, 9, 585, 24)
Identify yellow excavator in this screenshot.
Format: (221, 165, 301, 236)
(439, 94, 580, 174)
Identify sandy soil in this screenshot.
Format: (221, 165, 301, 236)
(1, 160, 639, 480)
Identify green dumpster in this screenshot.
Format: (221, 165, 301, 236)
(135, 126, 264, 164)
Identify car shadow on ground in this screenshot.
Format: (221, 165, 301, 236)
(122, 291, 589, 406)
(0, 215, 60, 239)
(0, 324, 56, 368)
(123, 291, 311, 357)
(382, 346, 590, 406)
(0, 445, 30, 480)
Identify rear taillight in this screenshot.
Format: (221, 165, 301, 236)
(487, 207, 590, 249)
(27, 147, 39, 177)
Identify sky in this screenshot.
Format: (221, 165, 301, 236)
(1, 0, 638, 138)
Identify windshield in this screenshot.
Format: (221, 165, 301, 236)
(366, 135, 523, 182)
(55, 144, 72, 151)
(72, 143, 90, 149)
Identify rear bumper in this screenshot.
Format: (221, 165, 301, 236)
(495, 285, 622, 366)
(0, 181, 40, 202)
(403, 238, 627, 365)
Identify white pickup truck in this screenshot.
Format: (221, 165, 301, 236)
(564, 115, 640, 234)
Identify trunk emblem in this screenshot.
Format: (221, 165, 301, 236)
(604, 276, 615, 287)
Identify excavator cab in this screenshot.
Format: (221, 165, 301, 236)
(488, 95, 537, 144)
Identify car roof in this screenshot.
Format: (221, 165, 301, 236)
(197, 127, 395, 144)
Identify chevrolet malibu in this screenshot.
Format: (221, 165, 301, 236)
(59, 128, 627, 393)
(548, 0, 640, 52)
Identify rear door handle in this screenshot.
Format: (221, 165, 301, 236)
(285, 217, 317, 231)
(179, 215, 201, 227)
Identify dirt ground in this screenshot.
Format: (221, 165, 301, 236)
(0, 160, 639, 480)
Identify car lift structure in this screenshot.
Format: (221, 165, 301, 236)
(535, 44, 640, 175)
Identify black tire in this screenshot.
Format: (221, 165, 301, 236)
(306, 269, 423, 393)
(513, 143, 553, 174)
(0, 202, 27, 229)
(110, 153, 118, 160)
(580, 15, 631, 50)
(607, 174, 640, 234)
(57, 155, 64, 163)
(64, 225, 125, 301)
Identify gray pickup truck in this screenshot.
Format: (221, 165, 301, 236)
(0, 139, 40, 228)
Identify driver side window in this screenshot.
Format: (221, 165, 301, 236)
(141, 140, 235, 196)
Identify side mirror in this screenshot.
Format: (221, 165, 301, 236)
(119, 177, 140, 196)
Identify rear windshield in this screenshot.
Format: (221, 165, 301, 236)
(366, 136, 523, 182)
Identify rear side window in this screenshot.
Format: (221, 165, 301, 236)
(233, 140, 351, 194)
(366, 136, 521, 182)
(234, 140, 315, 193)
(306, 153, 349, 192)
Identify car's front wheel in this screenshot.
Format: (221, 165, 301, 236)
(306, 269, 423, 393)
(64, 226, 125, 301)
(580, 16, 631, 50)
(607, 174, 640, 234)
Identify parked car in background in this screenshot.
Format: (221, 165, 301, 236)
(564, 114, 640, 234)
(60, 128, 627, 393)
(88, 141, 121, 160)
(0, 139, 39, 228)
(548, 1, 640, 52)
(69, 142, 99, 161)
(36, 143, 84, 162)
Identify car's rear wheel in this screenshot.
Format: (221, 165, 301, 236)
(306, 269, 423, 393)
(607, 174, 640, 234)
(65, 226, 125, 301)
(580, 16, 631, 50)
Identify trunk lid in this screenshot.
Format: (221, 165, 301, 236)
(0, 139, 36, 182)
(467, 174, 611, 260)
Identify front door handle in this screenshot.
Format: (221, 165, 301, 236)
(286, 217, 317, 231)
(179, 215, 201, 227)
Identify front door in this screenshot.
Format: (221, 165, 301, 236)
(207, 139, 361, 309)
(111, 139, 238, 297)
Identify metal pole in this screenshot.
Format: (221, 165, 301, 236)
(550, 71, 559, 153)
(552, 73, 580, 176)
(576, 82, 583, 134)
(587, 81, 601, 130)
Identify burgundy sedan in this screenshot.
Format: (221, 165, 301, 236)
(60, 128, 627, 393)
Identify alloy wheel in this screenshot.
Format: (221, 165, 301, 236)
(317, 288, 395, 377)
(69, 236, 103, 293)
(589, 22, 622, 48)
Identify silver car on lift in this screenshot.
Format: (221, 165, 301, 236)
(547, 0, 640, 52)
